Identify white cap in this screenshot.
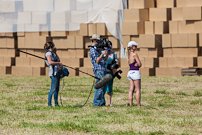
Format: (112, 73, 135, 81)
(127, 41, 139, 47)
(90, 34, 101, 40)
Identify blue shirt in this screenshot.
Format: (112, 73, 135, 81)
(89, 47, 107, 72)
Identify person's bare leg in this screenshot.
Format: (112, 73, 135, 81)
(107, 92, 112, 106)
(128, 80, 135, 106)
(134, 79, 141, 107)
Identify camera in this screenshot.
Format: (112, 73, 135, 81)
(88, 38, 110, 50)
(107, 63, 119, 70)
(96, 38, 110, 49)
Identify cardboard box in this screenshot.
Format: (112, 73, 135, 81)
(32, 67, 45, 76)
(83, 58, 92, 68)
(199, 33, 202, 47)
(194, 21, 202, 33)
(176, 0, 186, 7)
(7, 49, 16, 57)
(60, 58, 83, 67)
(186, 0, 202, 7)
(163, 48, 172, 57)
(52, 37, 68, 49)
(169, 21, 178, 34)
(124, 9, 149, 22)
(119, 67, 129, 77)
(45, 67, 49, 76)
(139, 48, 149, 57)
(122, 22, 144, 35)
(162, 34, 172, 48)
(139, 57, 145, 68)
(156, 67, 181, 76)
(0, 66, 11, 75)
(171, 34, 188, 47)
(78, 67, 88, 77)
(108, 36, 120, 49)
(188, 33, 198, 47)
(15, 57, 30, 67)
(183, 7, 202, 21)
(197, 56, 202, 67)
(12, 66, 33, 76)
(167, 57, 185, 67)
(141, 34, 162, 48)
(156, 0, 175, 8)
(34, 49, 46, 58)
(67, 36, 75, 49)
(3, 57, 14, 66)
(30, 57, 45, 67)
(159, 57, 168, 67)
(0, 38, 7, 48)
(75, 36, 84, 49)
(149, 8, 171, 21)
(172, 7, 183, 21)
(76, 49, 85, 58)
(51, 31, 67, 37)
(78, 23, 88, 36)
(178, 20, 186, 34)
(184, 57, 197, 67)
(128, 0, 155, 9)
(148, 48, 163, 58)
(69, 30, 79, 36)
(88, 23, 97, 36)
(122, 36, 130, 48)
(154, 21, 169, 34)
(96, 23, 107, 36)
(18, 37, 25, 48)
(67, 67, 79, 77)
(139, 67, 155, 76)
(120, 58, 129, 68)
(19, 49, 27, 57)
(172, 48, 198, 57)
(131, 36, 140, 45)
(84, 36, 92, 48)
(144, 58, 158, 68)
(145, 21, 154, 34)
(7, 37, 15, 48)
(61, 49, 76, 58)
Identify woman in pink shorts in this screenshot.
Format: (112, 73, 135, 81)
(125, 41, 142, 107)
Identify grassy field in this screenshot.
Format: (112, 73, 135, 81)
(0, 75, 202, 135)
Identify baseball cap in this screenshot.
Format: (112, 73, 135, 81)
(127, 41, 139, 47)
(90, 34, 101, 40)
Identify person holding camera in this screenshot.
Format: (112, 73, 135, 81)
(104, 41, 119, 107)
(44, 41, 63, 107)
(125, 41, 142, 107)
(89, 34, 108, 106)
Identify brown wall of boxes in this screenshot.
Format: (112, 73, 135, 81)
(1, 0, 202, 77)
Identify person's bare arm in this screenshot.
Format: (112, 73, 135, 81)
(96, 50, 108, 63)
(47, 55, 63, 66)
(133, 53, 142, 67)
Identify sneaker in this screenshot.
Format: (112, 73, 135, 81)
(108, 104, 113, 107)
(48, 105, 52, 107)
(55, 104, 60, 107)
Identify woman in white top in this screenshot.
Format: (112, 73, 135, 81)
(44, 41, 63, 107)
(125, 41, 142, 107)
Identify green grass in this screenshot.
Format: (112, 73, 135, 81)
(0, 75, 202, 134)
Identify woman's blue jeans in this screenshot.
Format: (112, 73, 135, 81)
(93, 70, 107, 106)
(48, 76, 60, 106)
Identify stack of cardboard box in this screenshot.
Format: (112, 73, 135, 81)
(0, 32, 16, 75)
(2, 0, 202, 77)
(122, 0, 202, 76)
